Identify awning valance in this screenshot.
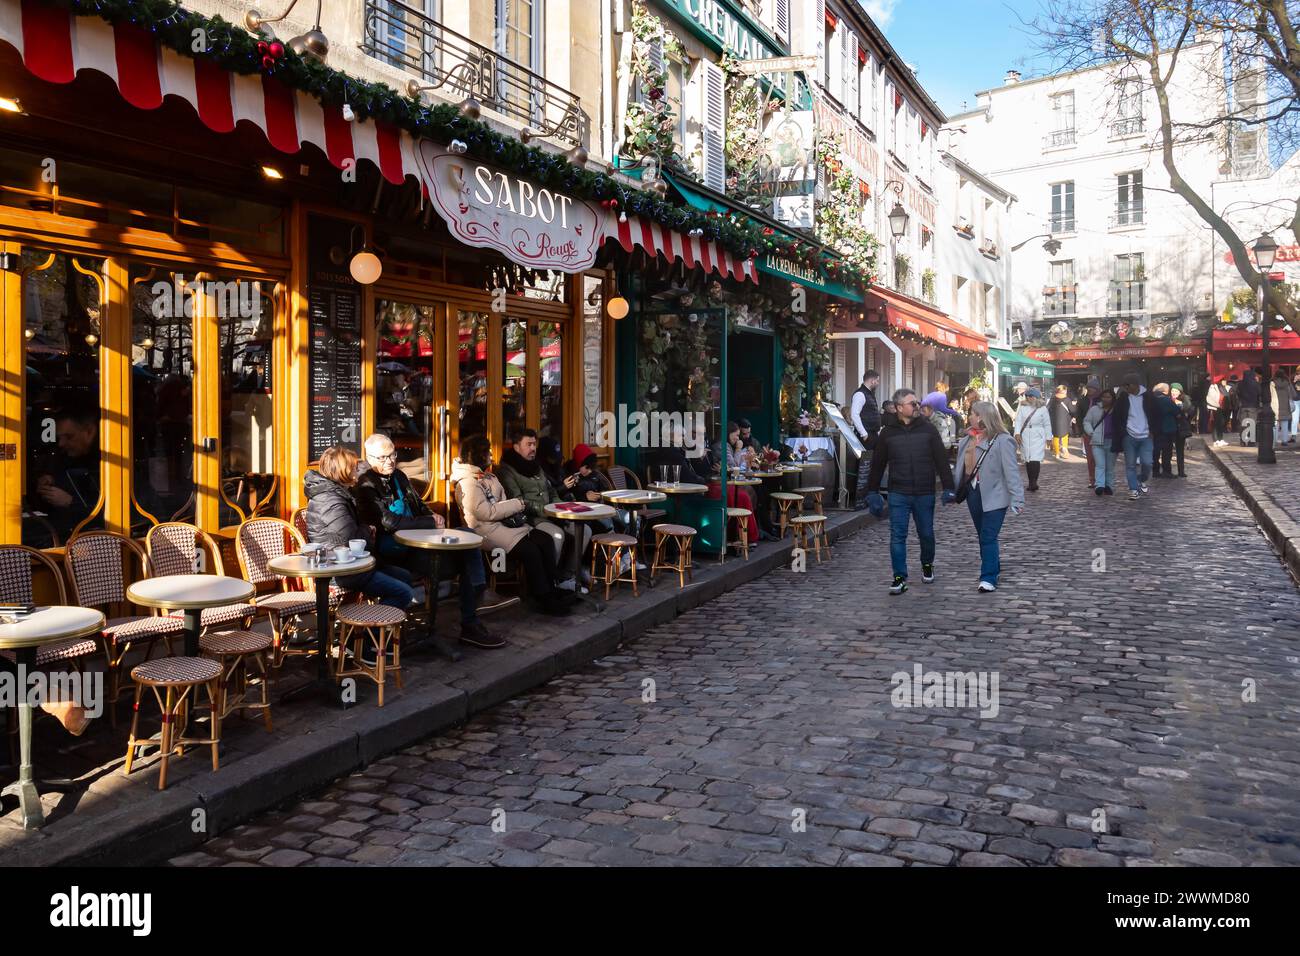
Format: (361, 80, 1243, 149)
(990, 348, 1056, 380)
(0, 0, 421, 185)
(869, 287, 988, 353)
(1211, 328, 1300, 351)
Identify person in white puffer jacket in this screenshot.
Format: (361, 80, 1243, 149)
(1014, 388, 1052, 492)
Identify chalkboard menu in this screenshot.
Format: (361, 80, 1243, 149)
(308, 216, 364, 461)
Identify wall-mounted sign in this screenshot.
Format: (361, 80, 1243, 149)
(813, 97, 879, 189)
(656, 0, 801, 102)
(417, 141, 605, 273)
(757, 111, 815, 228)
(1027, 344, 1205, 361)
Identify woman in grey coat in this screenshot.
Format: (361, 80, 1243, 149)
(954, 402, 1025, 592)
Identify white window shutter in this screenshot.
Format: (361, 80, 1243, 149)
(845, 33, 858, 112)
(702, 60, 727, 192)
(775, 0, 790, 44)
(815, 0, 825, 56)
(647, 36, 664, 78)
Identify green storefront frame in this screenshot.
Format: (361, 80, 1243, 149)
(990, 347, 1056, 381)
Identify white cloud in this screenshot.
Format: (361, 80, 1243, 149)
(861, 0, 900, 28)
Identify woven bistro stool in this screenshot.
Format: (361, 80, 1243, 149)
(199, 630, 274, 731)
(124, 656, 222, 791)
(650, 524, 697, 589)
(790, 514, 830, 563)
(721, 508, 752, 564)
(335, 603, 406, 707)
(769, 492, 804, 539)
(793, 486, 825, 515)
(590, 533, 639, 600)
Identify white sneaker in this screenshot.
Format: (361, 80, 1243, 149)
(1129, 490, 1140, 501)
(555, 578, 577, 592)
(1214, 440, 1227, 447)
(977, 581, 997, 592)
(1140, 484, 1150, 494)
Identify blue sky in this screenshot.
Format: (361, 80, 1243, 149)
(869, 0, 1048, 118)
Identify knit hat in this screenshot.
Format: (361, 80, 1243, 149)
(571, 443, 597, 467)
(921, 391, 948, 410)
(1087, 376, 1101, 389)
(1170, 382, 1184, 393)
(1024, 387, 1042, 399)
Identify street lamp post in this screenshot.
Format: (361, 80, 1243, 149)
(1253, 234, 1278, 464)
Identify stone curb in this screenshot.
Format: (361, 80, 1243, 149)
(1202, 439, 1300, 582)
(18, 507, 879, 866)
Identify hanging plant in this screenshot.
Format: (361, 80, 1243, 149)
(623, 2, 686, 170)
(813, 132, 881, 282)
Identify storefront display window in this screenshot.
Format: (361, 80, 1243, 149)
(502, 317, 528, 441)
(539, 319, 563, 445)
(217, 277, 277, 526)
(458, 310, 490, 446)
(22, 250, 104, 547)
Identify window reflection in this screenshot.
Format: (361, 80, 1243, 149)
(539, 319, 563, 447)
(457, 310, 489, 446)
(218, 277, 276, 526)
(502, 317, 527, 442)
(23, 251, 104, 547)
(377, 299, 436, 489)
(582, 276, 604, 446)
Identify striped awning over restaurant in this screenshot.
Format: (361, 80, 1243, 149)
(0, 0, 755, 283)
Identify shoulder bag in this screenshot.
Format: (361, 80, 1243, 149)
(954, 435, 999, 505)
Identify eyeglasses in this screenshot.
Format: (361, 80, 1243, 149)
(369, 453, 398, 463)
(899, 400, 919, 408)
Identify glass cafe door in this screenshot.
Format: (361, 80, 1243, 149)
(375, 298, 448, 500)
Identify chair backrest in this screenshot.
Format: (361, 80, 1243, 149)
(146, 522, 225, 577)
(290, 508, 309, 540)
(64, 531, 143, 609)
(607, 465, 641, 491)
(237, 517, 304, 587)
(0, 546, 69, 605)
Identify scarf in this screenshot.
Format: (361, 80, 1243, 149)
(500, 448, 541, 478)
(964, 427, 983, 475)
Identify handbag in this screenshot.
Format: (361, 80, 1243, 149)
(954, 435, 998, 505)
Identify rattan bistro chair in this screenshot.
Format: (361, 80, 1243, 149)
(64, 532, 185, 726)
(144, 523, 256, 631)
(236, 518, 325, 668)
(0, 546, 99, 670)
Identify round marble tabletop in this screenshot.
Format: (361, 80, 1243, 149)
(750, 471, 784, 478)
(395, 529, 483, 551)
(127, 574, 255, 611)
(727, 477, 762, 486)
(267, 554, 376, 580)
(600, 489, 668, 505)
(544, 502, 617, 521)
(648, 482, 710, 495)
(0, 606, 105, 650)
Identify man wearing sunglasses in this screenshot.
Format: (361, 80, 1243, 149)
(864, 388, 957, 595)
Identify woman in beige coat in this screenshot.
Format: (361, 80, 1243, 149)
(452, 435, 572, 616)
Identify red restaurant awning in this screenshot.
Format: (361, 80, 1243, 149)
(1211, 328, 1300, 351)
(869, 287, 987, 353)
(1027, 343, 1205, 361)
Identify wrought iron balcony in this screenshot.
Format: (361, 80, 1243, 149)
(1042, 289, 1077, 318)
(1043, 128, 1076, 149)
(1109, 280, 1146, 314)
(1048, 214, 1075, 235)
(1110, 115, 1144, 138)
(1109, 201, 1144, 228)
(361, 0, 589, 148)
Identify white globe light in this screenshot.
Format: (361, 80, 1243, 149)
(349, 250, 382, 285)
(607, 296, 629, 320)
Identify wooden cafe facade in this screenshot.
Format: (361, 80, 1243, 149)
(0, 1, 763, 555)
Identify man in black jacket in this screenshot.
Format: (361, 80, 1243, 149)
(1109, 372, 1157, 500)
(354, 434, 512, 650)
(1236, 368, 1261, 446)
(865, 388, 956, 594)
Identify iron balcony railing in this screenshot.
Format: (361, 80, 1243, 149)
(1044, 128, 1076, 149)
(1110, 115, 1144, 137)
(1110, 200, 1144, 227)
(1049, 213, 1075, 234)
(1109, 280, 1146, 313)
(1043, 288, 1077, 317)
(361, 0, 589, 148)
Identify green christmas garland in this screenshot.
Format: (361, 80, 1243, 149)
(39, 0, 880, 294)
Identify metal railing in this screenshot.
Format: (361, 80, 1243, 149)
(1110, 201, 1144, 227)
(1044, 128, 1076, 148)
(1109, 280, 1145, 313)
(1043, 289, 1077, 317)
(1049, 214, 1075, 234)
(361, 0, 589, 148)
(1110, 115, 1144, 137)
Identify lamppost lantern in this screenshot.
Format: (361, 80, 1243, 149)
(1252, 233, 1278, 270)
(1043, 238, 1062, 257)
(888, 201, 909, 240)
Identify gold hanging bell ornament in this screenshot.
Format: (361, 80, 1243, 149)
(458, 97, 482, 120)
(567, 145, 589, 167)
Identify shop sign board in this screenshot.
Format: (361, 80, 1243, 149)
(417, 142, 604, 273)
(757, 110, 816, 228)
(655, 0, 803, 102)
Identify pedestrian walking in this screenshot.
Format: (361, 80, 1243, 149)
(1291, 370, 1300, 441)
(1271, 371, 1294, 446)
(1048, 385, 1073, 458)
(1151, 383, 1179, 478)
(1111, 372, 1157, 501)
(1236, 368, 1261, 445)
(954, 402, 1024, 593)
(1014, 388, 1051, 492)
(865, 388, 957, 595)
(1170, 384, 1193, 477)
(1081, 388, 1118, 495)
(1076, 377, 1101, 487)
(1205, 375, 1229, 446)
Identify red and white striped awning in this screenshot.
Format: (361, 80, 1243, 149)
(0, 0, 756, 281)
(0, 0, 421, 185)
(604, 214, 756, 283)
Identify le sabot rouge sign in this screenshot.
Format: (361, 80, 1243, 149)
(417, 141, 602, 273)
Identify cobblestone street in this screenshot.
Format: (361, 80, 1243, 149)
(174, 445, 1300, 867)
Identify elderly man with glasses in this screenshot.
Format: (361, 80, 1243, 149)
(354, 433, 514, 652)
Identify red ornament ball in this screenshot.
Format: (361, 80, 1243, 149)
(269, 41, 285, 59)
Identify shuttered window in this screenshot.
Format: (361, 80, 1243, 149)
(701, 59, 727, 192)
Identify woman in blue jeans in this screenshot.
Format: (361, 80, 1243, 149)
(303, 446, 413, 610)
(953, 403, 1024, 592)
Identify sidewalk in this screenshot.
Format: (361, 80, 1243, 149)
(1202, 436, 1300, 580)
(0, 508, 875, 866)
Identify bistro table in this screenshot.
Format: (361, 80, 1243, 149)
(266, 553, 374, 707)
(127, 574, 255, 658)
(648, 481, 709, 521)
(544, 503, 617, 607)
(600, 488, 668, 544)
(0, 606, 104, 828)
(394, 528, 483, 657)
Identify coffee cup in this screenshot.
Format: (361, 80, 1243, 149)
(348, 538, 366, 555)
(333, 546, 352, 563)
